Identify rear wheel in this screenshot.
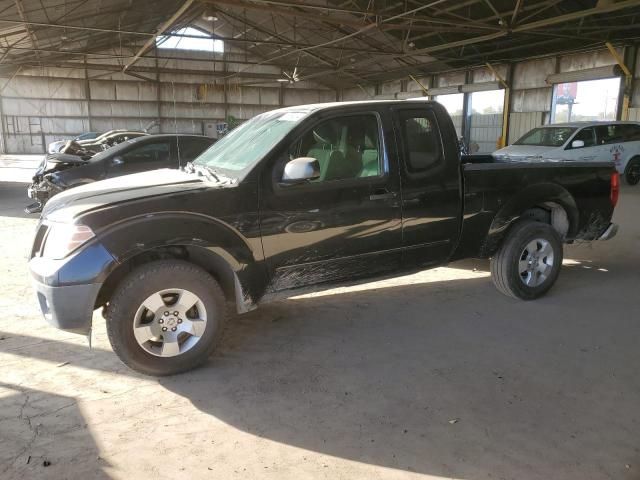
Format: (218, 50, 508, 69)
(106, 260, 227, 376)
(624, 158, 640, 185)
(490, 220, 563, 300)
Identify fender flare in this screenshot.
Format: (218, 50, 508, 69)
(94, 211, 265, 313)
(483, 182, 579, 257)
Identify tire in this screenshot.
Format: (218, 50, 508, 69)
(106, 260, 227, 376)
(624, 158, 640, 186)
(490, 220, 563, 300)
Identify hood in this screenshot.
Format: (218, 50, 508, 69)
(45, 152, 91, 164)
(43, 169, 210, 223)
(493, 144, 562, 160)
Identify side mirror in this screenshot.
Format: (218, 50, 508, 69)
(571, 139, 585, 149)
(280, 157, 320, 185)
(111, 156, 124, 166)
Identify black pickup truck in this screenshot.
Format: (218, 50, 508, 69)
(29, 101, 619, 375)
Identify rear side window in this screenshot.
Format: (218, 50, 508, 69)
(179, 137, 213, 161)
(397, 111, 443, 174)
(121, 142, 170, 163)
(595, 124, 627, 145)
(620, 124, 640, 142)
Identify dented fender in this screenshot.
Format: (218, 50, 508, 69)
(91, 211, 267, 311)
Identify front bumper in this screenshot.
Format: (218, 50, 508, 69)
(29, 241, 117, 335)
(32, 280, 102, 334)
(27, 181, 53, 203)
(598, 223, 618, 241)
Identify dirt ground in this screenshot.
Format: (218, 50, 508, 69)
(0, 176, 639, 480)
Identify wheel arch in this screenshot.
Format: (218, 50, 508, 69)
(96, 244, 258, 316)
(482, 182, 578, 257)
(92, 212, 265, 316)
(623, 155, 640, 184)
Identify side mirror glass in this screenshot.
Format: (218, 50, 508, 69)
(281, 157, 320, 185)
(111, 156, 124, 166)
(571, 139, 585, 149)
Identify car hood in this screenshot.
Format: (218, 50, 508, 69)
(493, 145, 562, 160)
(45, 152, 91, 164)
(43, 169, 211, 223)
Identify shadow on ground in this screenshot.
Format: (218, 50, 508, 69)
(0, 382, 113, 480)
(0, 182, 34, 219)
(3, 263, 639, 479)
(2, 187, 638, 479)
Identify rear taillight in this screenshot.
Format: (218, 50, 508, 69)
(610, 172, 620, 208)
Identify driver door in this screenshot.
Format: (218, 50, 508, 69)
(259, 110, 402, 292)
(564, 127, 597, 161)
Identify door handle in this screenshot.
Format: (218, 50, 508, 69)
(369, 189, 397, 201)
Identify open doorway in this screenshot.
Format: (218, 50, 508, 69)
(551, 77, 620, 123)
(468, 89, 505, 153)
(434, 93, 464, 137)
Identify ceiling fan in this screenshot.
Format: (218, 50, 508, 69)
(277, 67, 300, 84)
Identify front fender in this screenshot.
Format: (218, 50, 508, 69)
(97, 211, 258, 265)
(93, 211, 266, 308)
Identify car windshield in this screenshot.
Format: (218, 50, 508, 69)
(514, 127, 577, 147)
(77, 132, 99, 140)
(193, 109, 309, 177)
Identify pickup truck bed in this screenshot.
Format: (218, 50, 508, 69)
(28, 99, 618, 375)
(455, 160, 615, 259)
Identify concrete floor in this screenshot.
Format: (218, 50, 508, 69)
(0, 176, 639, 480)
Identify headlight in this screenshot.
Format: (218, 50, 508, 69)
(42, 222, 95, 259)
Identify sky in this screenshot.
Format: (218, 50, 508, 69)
(156, 27, 224, 53)
(553, 77, 620, 121)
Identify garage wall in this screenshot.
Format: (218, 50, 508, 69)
(341, 45, 638, 147)
(3, 45, 638, 154)
(509, 112, 544, 143)
(0, 48, 335, 153)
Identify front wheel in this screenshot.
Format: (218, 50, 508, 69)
(490, 220, 563, 300)
(106, 260, 227, 376)
(624, 158, 640, 185)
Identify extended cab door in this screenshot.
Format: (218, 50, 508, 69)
(259, 109, 402, 292)
(391, 106, 462, 268)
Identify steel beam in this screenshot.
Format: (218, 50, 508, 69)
(512, 0, 640, 33)
(12, 0, 40, 60)
(606, 41, 633, 121)
(123, 0, 195, 72)
(511, 0, 523, 26)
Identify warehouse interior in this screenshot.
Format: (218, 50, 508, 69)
(0, 0, 639, 154)
(1, 1, 640, 479)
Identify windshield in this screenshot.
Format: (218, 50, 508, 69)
(194, 109, 309, 176)
(514, 127, 577, 147)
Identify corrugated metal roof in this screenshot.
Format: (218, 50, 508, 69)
(1, 0, 639, 89)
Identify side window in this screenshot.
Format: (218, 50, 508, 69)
(121, 142, 171, 164)
(179, 137, 212, 161)
(620, 124, 640, 142)
(397, 111, 443, 174)
(570, 128, 595, 148)
(596, 125, 626, 145)
(291, 114, 381, 182)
